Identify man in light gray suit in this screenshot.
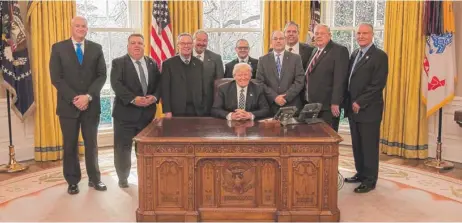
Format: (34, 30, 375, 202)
(193, 30, 224, 115)
(255, 30, 305, 115)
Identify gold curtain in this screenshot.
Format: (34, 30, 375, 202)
(263, 1, 311, 53)
(142, 0, 203, 118)
(380, 1, 428, 159)
(27, 1, 84, 161)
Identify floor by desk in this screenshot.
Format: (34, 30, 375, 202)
(134, 117, 342, 222)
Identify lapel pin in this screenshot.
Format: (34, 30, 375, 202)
(250, 93, 253, 97)
(366, 56, 369, 60)
(323, 51, 326, 54)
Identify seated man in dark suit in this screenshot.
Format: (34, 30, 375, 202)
(212, 63, 270, 120)
(224, 39, 258, 79)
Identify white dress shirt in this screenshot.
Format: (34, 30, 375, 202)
(285, 42, 300, 54)
(273, 50, 284, 65)
(226, 83, 254, 120)
(238, 56, 249, 63)
(129, 56, 149, 84)
(193, 50, 204, 61)
(71, 38, 85, 53)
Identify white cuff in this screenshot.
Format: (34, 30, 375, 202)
(226, 112, 233, 120)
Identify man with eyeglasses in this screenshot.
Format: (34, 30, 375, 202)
(224, 39, 259, 79)
(255, 30, 305, 116)
(303, 24, 349, 132)
(161, 33, 205, 118)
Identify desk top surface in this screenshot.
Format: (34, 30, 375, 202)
(135, 117, 342, 143)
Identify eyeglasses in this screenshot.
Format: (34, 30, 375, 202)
(272, 37, 285, 41)
(178, 42, 193, 46)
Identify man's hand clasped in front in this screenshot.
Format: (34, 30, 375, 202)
(73, 95, 89, 111)
(230, 109, 253, 121)
(133, 95, 157, 107)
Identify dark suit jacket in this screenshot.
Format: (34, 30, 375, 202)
(49, 38, 107, 118)
(269, 42, 314, 71)
(299, 43, 314, 71)
(110, 54, 161, 123)
(345, 44, 388, 123)
(202, 49, 225, 115)
(224, 57, 259, 79)
(255, 51, 305, 114)
(161, 55, 205, 116)
(305, 40, 349, 111)
(211, 81, 270, 120)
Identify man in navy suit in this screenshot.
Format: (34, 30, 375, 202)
(224, 39, 259, 79)
(212, 63, 270, 120)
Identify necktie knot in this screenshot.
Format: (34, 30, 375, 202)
(240, 88, 244, 93)
(288, 47, 293, 52)
(136, 60, 141, 65)
(184, 59, 189, 64)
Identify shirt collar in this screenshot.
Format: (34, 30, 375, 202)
(179, 54, 191, 63)
(129, 55, 145, 64)
(286, 42, 299, 52)
(71, 37, 84, 46)
(273, 50, 284, 57)
(360, 42, 374, 54)
(236, 82, 248, 91)
(237, 56, 249, 63)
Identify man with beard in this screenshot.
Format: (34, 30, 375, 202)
(193, 30, 224, 115)
(162, 33, 205, 117)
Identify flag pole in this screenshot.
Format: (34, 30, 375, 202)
(424, 108, 454, 170)
(0, 89, 28, 173)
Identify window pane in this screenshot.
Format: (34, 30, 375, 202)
(355, 1, 375, 26)
(376, 0, 385, 27)
(76, 0, 129, 28)
(332, 30, 353, 54)
(109, 32, 131, 59)
(87, 32, 111, 65)
(203, 0, 261, 29)
(374, 30, 384, 49)
(206, 32, 262, 65)
(99, 96, 113, 128)
(334, 1, 353, 27)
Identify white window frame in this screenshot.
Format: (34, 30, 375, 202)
(202, 0, 264, 63)
(77, 0, 143, 131)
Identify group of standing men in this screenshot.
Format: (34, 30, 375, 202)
(50, 15, 388, 195)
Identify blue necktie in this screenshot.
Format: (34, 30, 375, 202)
(76, 43, 83, 65)
(276, 54, 281, 79)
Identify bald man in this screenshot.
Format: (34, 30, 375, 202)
(50, 16, 107, 195)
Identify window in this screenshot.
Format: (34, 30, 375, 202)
(77, 0, 142, 130)
(203, 0, 263, 65)
(323, 0, 386, 131)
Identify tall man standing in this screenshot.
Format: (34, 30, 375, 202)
(110, 34, 161, 188)
(162, 33, 205, 117)
(49, 16, 107, 194)
(304, 24, 349, 131)
(344, 23, 388, 193)
(193, 30, 224, 115)
(283, 21, 314, 71)
(255, 31, 305, 115)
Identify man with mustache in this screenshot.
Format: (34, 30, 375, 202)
(344, 23, 388, 193)
(193, 30, 224, 115)
(304, 24, 349, 131)
(255, 31, 305, 116)
(49, 16, 107, 194)
(162, 33, 205, 117)
(110, 34, 161, 188)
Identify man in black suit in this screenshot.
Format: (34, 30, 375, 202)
(212, 63, 270, 120)
(255, 31, 305, 115)
(344, 23, 388, 193)
(304, 24, 349, 131)
(49, 16, 107, 194)
(110, 34, 161, 188)
(224, 39, 259, 79)
(193, 30, 224, 115)
(283, 21, 314, 71)
(162, 33, 205, 117)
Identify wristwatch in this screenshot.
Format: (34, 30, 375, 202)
(86, 94, 92, 101)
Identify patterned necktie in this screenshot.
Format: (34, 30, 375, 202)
(238, 88, 245, 109)
(306, 49, 322, 75)
(136, 60, 148, 95)
(276, 54, 281, 79)
(76, 43, 83, 65)
(184, 59, 189, 65)
(196, 54, 201, 60)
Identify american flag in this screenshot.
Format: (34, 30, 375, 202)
(150, 1, 174, 69)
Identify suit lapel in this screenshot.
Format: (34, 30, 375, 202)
(66, 39, 81, 68)
(245, 83, 254, 110)
(310, 41, 333, 72)
(268, 53, 280, 82)
(81, 40, 91, 67)
(280, 51, 291, 83)
(351, 44, 376, 76)
(145, 56, 155, 92)
(125, 55, 143, 93)
(229, 83, 238, 109)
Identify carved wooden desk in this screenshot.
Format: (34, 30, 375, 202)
(134, 117, 342, 222)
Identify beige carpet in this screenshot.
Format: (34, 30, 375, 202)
(1, 149, 462, 221)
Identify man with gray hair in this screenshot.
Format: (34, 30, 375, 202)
(193, 29, 224, 115)
(224, 39, 259, 79)
(212, 63, 270, 120)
